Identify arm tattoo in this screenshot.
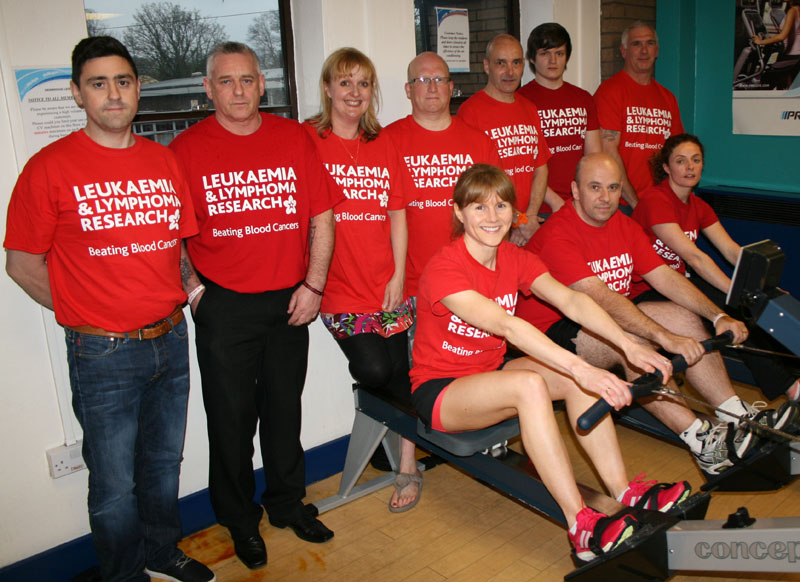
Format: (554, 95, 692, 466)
(309, 224, 317, 246)
(180, 257, 193, 286)
(602, 129, 620, 142)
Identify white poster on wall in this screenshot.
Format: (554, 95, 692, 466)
(732, 2, 800, 136)
(436, 7, 469, 73)
(15, 68, 85, 159)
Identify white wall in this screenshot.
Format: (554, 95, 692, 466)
(292, 0, 416, 125)
(0, 0, 595, 567)
(0, 0, 101, 565)
(554, 0, 601, 93)
(520, 0, 554, 88)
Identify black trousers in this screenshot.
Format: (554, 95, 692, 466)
(689, 271, 796, 400)
(336, 330, 411, 406)
(194, 275, 308, 538)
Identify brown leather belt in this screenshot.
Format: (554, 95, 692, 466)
(67, 307, 184, 340)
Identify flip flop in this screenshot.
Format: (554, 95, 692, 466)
(388, 471, 423, 513)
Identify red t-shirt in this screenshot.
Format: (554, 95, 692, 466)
(457, 90, 551, 214)
(515, 202, 665, 331)
(410, 237, 548, 390)
(517, 80, 599, 203)
(4, 130, 198, 331)
(632, 180, 719, 276)
(593, 71, 684, 197)
(169, 113, 341, 293)
(383, 115, 501, 296)
(303, 123, 406, 313)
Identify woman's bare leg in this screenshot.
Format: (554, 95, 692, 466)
(437, 368, 585, 525)
(504, 357, 629, 498)
(390, 437, 421, 509)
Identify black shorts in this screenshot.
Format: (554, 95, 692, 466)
(545, 318, 581, 354)
(632, 289, 669, 305)
(411, 377, 454, 431)
(411, 356, 515, 430)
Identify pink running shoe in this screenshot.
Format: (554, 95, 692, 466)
(619, 473, 691, 512)
(569, 506, 638, 561)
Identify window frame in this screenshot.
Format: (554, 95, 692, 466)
(130, 0, 298, 127)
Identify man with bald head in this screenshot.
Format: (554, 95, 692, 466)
(516, 154, 795, 475)
(384, 52, 499, 301)
(458, 33, 551, 245)
(594, 22, 684, 207)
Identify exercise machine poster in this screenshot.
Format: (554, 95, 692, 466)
(436, 7, 469, 73)
(732, 2, 800, 136)
(15, 68, 86, 159)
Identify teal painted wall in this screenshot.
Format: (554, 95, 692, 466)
(657, 0, 799, 195)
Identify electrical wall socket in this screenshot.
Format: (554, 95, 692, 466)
(46, 441, 86, 479)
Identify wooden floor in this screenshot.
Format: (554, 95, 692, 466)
(171, 385, 800, 582)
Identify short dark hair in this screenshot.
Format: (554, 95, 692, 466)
(526, 23, 572, 73)
(71, 36, 138, 85)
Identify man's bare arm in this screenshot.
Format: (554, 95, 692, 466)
(601, 128, 638, 207)
(6, 249, 54, 309)
(572, 276, 677, 345)
(179, 242, 205, 313)
(644, 265, 748, 343)
(543, 186, 565, 213)
(584, 128, 602, 155)
(287, 209, 335, 325)
(571, 275, 704, 363)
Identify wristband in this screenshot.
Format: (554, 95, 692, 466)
(712, 312, 727, 326)
(187, 284, 205, 305)
(303, 280, 324, 296)
(512, 212, 528, 228)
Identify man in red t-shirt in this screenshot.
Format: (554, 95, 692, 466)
(458, 34, 551, 245)
(169, 42, 338, 569)
(594, 22, 684, 207)
(516, 154, 792, 476)
(517, 23, 601, 212)
(4, 37, 213, 582)
(384, 52, 500, 299)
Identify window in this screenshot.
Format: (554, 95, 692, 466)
(413, 0, 519, 113)
(84, 0, 297, 144)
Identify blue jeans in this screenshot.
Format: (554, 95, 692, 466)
(66, 318, 189, 582)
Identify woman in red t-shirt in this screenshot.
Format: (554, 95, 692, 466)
(411, 163, 690, 561)
(304, 48, 421, 512)
(635, 134, 800, 402)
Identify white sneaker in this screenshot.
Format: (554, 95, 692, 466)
(694, 420, 753, 475)
(740, 400, 799, 434)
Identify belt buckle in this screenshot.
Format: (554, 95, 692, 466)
(138, 328, 146, 340)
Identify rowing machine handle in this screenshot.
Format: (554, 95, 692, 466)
(670, 331, 734, 374)
(576, 331, 734, 431)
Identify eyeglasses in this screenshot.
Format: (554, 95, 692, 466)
(408, 76, 451, 86)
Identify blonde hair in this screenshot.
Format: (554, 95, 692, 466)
(451, 164, 516, 238)
(306, 47, 381, 142)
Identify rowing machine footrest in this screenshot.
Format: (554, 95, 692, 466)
(667, 491, 711, 521)
(565, 508, 678, 582)
(701, 439, 792, 492)
(416, 417, 520, 457)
